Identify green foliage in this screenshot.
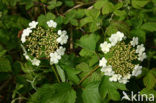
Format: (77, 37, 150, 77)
(77, 33, 100, 51)
(0, 0, 155, 102)
(99, 76, 127, 101)
(0, 57, 11, 72)
(82, 82, 101, 103)
(28, 83, 76, 103)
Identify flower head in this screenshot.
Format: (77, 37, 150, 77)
(21, 20, 68, 66)
(99, 31, 146, 84)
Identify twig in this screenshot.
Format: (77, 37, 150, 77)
(64, 1, 95, 15)
(78, 65, 100, 85)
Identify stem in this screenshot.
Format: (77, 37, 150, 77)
(43, 4, 47, 14)
(51, 65, 61, 83)
(78, 65, 100, 85)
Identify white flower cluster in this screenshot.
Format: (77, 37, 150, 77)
(131, 37, 147, 61)
(50, 46, 66, 64)
(21, 44, 40, 66)
(99, 31, 146, 84)
(21, 20, 68, 66)
(47, 22, 68, 65)
(100, 31, 124, 53)
(21, 21, 38, 43)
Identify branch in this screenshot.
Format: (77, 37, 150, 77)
(78, 65, 100, 85)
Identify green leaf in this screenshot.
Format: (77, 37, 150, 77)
(28, 83, 76, 103)
(114, 10, 127, 20)
(141, 22, 156, 32)
(79, 49, 94, 57)
(102, 1, 114, 15)
(132, 0, 150, 9)
(70, 19, 78, 26)
(55, 65, 66, 82)
(85, 9, 100, 19)
(37, 13, 56, 28)
(76, 34, 100, 51)
(82, 82, 101, 103)
(64, 0, 75, 7)
(143, 70, 156, 89)
(140, 88, 156, 98)
(48, 1, 62, 10)
(94, 0, 105, 10)
(99, 76, 126, 101)
(0, 57, 11, 72)
(114, 2, 123, 10)
(62, 65, 80, 84)
(64, 10, 76, 24)
(89, 22, 99, 32)
(59, 55, 81, 84)
(80, 17, 92, 27)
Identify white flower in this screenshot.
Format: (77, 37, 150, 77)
(50, 52, 61, 64)
(100, 42, 111, 53)
(132, 65, 142, 77)
(109, 31, 124, 46)
(21, 35, 26, 43)
(29, 21, 38, 29)
(47, 20, 57, 28)
(109, 74, 121, 82)
(138, 52, 147, 61)
(136, 44, 145, 54)
(109, 34, 118, 46)
(99, 57, 107, 67)
(22, 28, 32, 36)
(130, 37, 138, 47)
(57, 34, 68, 45)
(119, 78, 129, 84)
(116, 31, 124, 41)
(124, 73, 131, 79)
(101, 65, 114, 76)
(31, 58, 40, 66)
(57, 30, 67, 35)
(56, 46, 66, 56)
(21, 28, 32, 43)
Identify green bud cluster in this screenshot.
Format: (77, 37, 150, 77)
(25, 27, 58, 59)
(108, 42, 137, 76)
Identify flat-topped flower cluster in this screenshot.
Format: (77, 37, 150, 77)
(99, 31, 146, 84)
(21, 20, 68, 66)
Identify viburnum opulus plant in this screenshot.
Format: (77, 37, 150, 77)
(20, 20, 68, 66)
(99, 31, 147, 84)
